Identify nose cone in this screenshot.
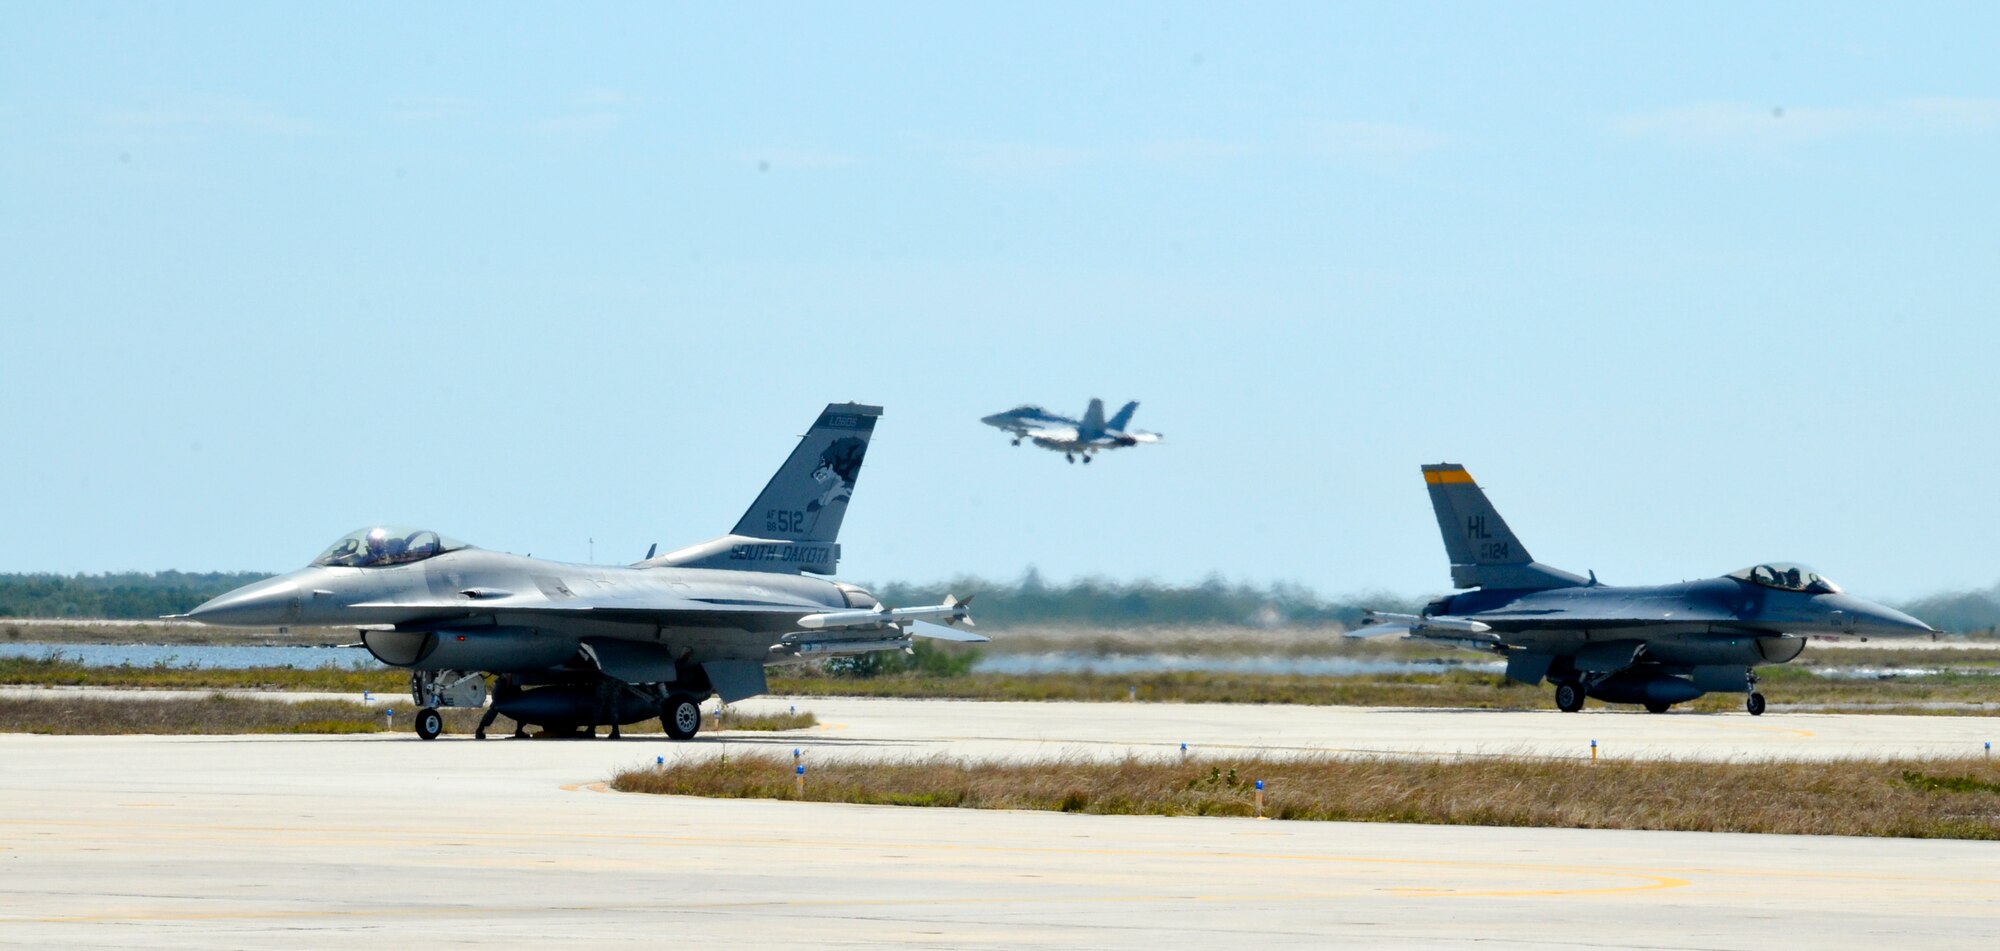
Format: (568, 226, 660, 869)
(980, 413, 1007, 427)
(1857, 602, 1936, 637)
(1828, 594, 1936, 637)
(188, 578, 300, 627)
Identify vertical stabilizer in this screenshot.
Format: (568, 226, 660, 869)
(1106, 400, 1139, 432)
(1422, 464, 1587, 590)
(646, 403, 882, 575)
(1079, 398, 1107, 439)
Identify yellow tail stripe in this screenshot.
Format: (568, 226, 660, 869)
(1423, 468, 1475, 485)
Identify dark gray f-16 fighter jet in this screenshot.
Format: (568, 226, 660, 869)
(184, 403, 982, 740)
(1354, 463, 1932, 715)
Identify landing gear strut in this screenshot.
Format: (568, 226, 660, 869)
(1745, 671, 1766, 716)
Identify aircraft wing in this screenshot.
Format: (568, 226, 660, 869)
(346, 589, 981, 635)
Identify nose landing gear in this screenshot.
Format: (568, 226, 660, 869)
(415, 707, 443, 740)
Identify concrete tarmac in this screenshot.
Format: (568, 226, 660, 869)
(5, 699, 2000, 948)
(6, 689, 1999, 761)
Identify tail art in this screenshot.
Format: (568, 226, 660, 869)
(1423, 463, 1587, 591)
(646, 403, 882, 575)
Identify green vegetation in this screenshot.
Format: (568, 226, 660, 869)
(824, 639, 980, 678)
(867, 570, 1422, 629)
(0, 572, 271, 619)
(5, 569, 2000, 636)
(612, 752, 2000, 839)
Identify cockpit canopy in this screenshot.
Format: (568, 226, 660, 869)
(312, 526, 469, 568)
(1728, 562, 1843, 595)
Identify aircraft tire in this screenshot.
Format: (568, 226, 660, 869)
(1554, 682, 1584, 713)
(1746, 692, 1767, 716)
(415, 707, 443, 741)
(662, 694, 702, 740)
(1644, 701, 1671, 714)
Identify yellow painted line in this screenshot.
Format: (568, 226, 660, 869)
(1386, 871, 1689, 898)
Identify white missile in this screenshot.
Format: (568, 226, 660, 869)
(1361, 611, 1493, 634)
(795, 594, 975, 630)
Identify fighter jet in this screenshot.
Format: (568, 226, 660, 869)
(1353, 463, 1932, 715)
(182, 403, 983, 740)
(981, 398, 1162, 463)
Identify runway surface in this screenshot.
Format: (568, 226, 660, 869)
(5, 699, 2000, 948)
(7, 688, 1998, 761)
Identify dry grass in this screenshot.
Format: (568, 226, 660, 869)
(0, 656, 403, 692)
(612, 752, 2000, 839)
(0, 694, 395, 734)
(0, 694, 815, 736)
(5, 651, 1996, 716)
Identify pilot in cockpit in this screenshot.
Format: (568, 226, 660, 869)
(364, 528, 404, 566)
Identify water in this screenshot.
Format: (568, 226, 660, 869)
(1, 643, 1503, 677)
(0, 643, 375, 669)
(35, 644, 1966, 681)
(973, 652, 1502, 677)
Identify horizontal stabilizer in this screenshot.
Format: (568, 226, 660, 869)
(909, 619, 989, 643)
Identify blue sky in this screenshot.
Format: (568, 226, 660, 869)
(2, 3, 1996, 600)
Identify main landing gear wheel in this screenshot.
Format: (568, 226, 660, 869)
(1554, 682, 1585, 713)
(1746, 692, 1767, 716)
(1065, 454, 1075, 464)
(662, 694, 702, 741)
(1644, 701, 1672, 714)
(415, 707, 443, 741)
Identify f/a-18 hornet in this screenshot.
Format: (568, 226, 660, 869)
(183, 403, 982, 740)
(981, 398, 1161, 463)
(1354, 463, 1932, 715)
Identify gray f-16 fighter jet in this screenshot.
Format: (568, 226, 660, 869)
(1353, 463, 1931, 715)
(183, 403, 983, 741)
(980, 398, 1162, 463)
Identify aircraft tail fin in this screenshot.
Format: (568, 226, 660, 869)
(1423, 463, 1587, 590)
(645, 403, 881, 575)
(1079, 398, 1107, 439)
(1106, 400, 1139, 432)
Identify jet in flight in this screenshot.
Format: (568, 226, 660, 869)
(182, 403, 982, 740)
(981, 398, 1162, 463)
(1353, 463, 1932, 714)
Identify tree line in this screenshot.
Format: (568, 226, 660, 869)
(1, 569, 1993, 634)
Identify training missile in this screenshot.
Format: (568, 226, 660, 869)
(781, 637, 914, 657)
